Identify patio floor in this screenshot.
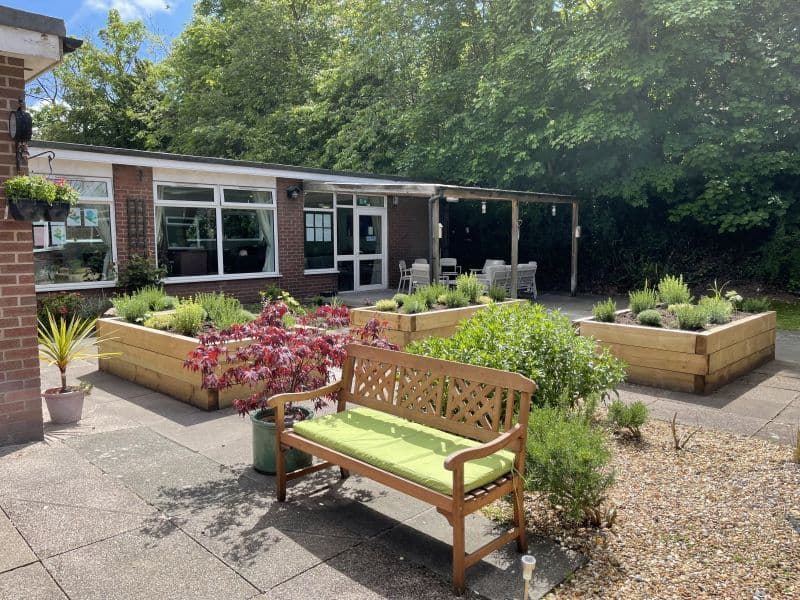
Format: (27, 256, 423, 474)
(1, 294, 798, 599)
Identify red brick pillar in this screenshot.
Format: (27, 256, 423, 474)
(0, 55, 43, 445)
(112, 164, 155, 272)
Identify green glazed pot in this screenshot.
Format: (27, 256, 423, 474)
(251, 406, 313, 475)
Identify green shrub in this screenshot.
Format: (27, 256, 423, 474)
(637, 309, 662, 327)
(443, 290, 469, 308)
(436, 294, 448, 305)
(138, 285, 170, 311)
(259, 286, 303, 313)
(699, 296, 732, 324)
(116, 254, 166, 291)
(195, 292, 248, 329)
(400, 296, 426, 314)
(415, 283, 448, 308)
(487, 285, 507, 302)
(407, 303, 625, 409)
(392, 293, 409, 307)
(143, 313, 174, 330)
(76, 296, 113, 320)
(161, 296, 178, 310)
(375, 299, 398, 312)
(628, 281, 659, 314)
(477, 295, 493, 305)
(38, 292, 84, 322)
(455, 274, 483, 303)
(739, 296, 771, 313)
(172, 301, 206, 337)
(674, 304, 709, 330)
(657, 274, 691, 305)
(666, 303, 690, 314)
(525, 406, 615, 522)
(592, 298, 617, 323)
(112, 294, 151, 324)
(607, 400, 648, 439)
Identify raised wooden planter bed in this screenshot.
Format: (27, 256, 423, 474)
(350, 300, 525, 348)
(576, 311, 776, 394)
(95, 318, 245, 410)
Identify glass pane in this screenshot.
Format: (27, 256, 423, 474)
(356, 195, 384, 207)
(304, 209, 334, 270)
(304, 192, 334, 209)
(157, 185, 214, 203)
(33, 203, 114, 284)
(359, 214, 382, 254)
(359, 259, 383, 286)
(156, 206, 218, 276)
(337, 260, 354, 292)
(336, 194, 354, 205)
(222, 209, 275, 274)
(223, 188, 273, 204)
(337, 207, 353, 255)
(65, 179, 108, 198)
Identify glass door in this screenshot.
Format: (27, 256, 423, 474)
(356, 210, 384, 290)
(334, 198, 386, 292)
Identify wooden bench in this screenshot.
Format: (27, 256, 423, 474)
(268, 344, 536, 593)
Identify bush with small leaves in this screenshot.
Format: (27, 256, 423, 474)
(628, 282, 659, 314)
(699, 296, 732, 324)
(666, 303, 690, 314)
(443, 290, 469, 308)
(477, 295, 493, 305)
(415, 284, 447, 308)
(116, 254, 166, 291)
(739, 296, 771, 313)
(437, 294, 448, 305)
(455, 274, 483, 303)
(674, 304, 709, 330)
(138, 285, 170, 311)
(400, 296, 426, 314)
(525, 406, 615, 523)
(637, 309, 662, 327)
(112, 294, 151, 324)
(487, 285, 507, 302)
(607, 399, 648, 439)
(392, 293, 409, 307)
(172, 301, 206, 337)
(195, 292, 250, 330)
(143, 313, 174, 330)
(592, 298, 617, 322)
(657, 274, 692, 305)
(375, 299, 398, 312)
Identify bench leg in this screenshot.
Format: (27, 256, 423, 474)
(452, 512, 466, 595)
(513, 474, 527, 552)
(276, 443, 287, 502)
(339, 467, 350, 480)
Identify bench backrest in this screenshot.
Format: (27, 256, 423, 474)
(340, 344, 536, 443)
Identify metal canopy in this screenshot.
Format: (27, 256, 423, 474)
(303, 180, 581, 296)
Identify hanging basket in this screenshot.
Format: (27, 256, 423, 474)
(6, 199, 72, 222)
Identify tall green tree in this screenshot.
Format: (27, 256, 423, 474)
(28, 10, 166, 149)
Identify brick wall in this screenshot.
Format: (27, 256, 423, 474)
(387, 196, 430, 288)
(0, 54, 44, 445)
(112, 164, 155, 270)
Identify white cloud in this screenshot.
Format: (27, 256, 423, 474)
(83, 0, 173, 21)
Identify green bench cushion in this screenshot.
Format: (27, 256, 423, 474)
(292, 407, 515, 495)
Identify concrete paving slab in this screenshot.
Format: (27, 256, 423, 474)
(696, 384, 798, 419)
(0, 513, 37, 573)
(199, 433, 252, 467)
(374, 508, 583, 600)
(0, 563, 66, 600)
(772, 401, 800, 425)
(149, 412, 250, 452)
(2, 498, 158, 558)
(45, 523, 258, 600)
(647, 399, 767, 437)
(752, 420, 799, 445)
(258, 540, 468, 600)
(776, 331, 800, 364)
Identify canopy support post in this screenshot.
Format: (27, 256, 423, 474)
(570, 200, 579, 296)
(510, 198, 519, 299)
(429, 195, 440, 285)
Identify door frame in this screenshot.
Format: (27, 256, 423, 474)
(335, 200, 387, 292)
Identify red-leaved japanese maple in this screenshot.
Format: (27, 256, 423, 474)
(184, 302, 395, 419)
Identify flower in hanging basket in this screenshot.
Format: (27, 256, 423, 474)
(53, 178, 80, 205)
(3, 175, 80, 206)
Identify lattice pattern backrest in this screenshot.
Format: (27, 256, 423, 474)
(342, 345, 535, 442)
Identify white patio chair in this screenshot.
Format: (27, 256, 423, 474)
(476, 264, 507, 290)
(440, 258, 460, 284)
(397, 260, 412, 293)
(517, 262, 538, 299)
(470, 259, 505, 276)
(413, 258, 428, 264)
(409, 264, 431, 291)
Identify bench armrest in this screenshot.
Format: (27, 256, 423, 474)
(443, 424, 524, 471)
(267, 380, 344, 409)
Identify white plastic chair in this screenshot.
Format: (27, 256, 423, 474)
(413, 258, 428, 264)
(517, 262, 538, 299)
(440, 258, 460, 284)
(470, 259, 505, 276)
(397, 260, 412, 293)
(409, 264, 431, 291)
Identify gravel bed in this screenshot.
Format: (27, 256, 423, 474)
(494, 418, 800, 598)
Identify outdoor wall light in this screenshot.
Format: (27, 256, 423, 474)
(551, 204, 556, 216)
(392, 196, 399, 207)
(286, 184, 302, 199)
(481, 201, 487, 214)
(575, 225, 582, 238)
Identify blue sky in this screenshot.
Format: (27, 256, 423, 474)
(4, 0, 194, 44)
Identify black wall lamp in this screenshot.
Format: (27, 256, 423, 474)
(286, 184, 302, 199)
(9, 98, 33, 170)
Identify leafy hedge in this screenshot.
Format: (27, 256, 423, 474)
(407, 303, 625, 408)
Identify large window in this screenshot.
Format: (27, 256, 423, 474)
(304, 192, 334, 270)
(155, 183, 277, 279)
(33, 177, 116, 289)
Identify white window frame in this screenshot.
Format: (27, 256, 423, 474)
(154, 181, 279, 283)
(34, 175, 118, 292)
(303, 192, 337, 274)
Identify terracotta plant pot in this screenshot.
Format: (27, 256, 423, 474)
(43, 388, 85, 424)
(251, 406, 313, 475)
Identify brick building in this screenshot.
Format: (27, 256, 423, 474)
(28, 141, 431, 303)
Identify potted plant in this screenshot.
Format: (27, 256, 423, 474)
(38, 313, 119, 424)
(185, 301, 395, 474)
(3, 175, 80, 221)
